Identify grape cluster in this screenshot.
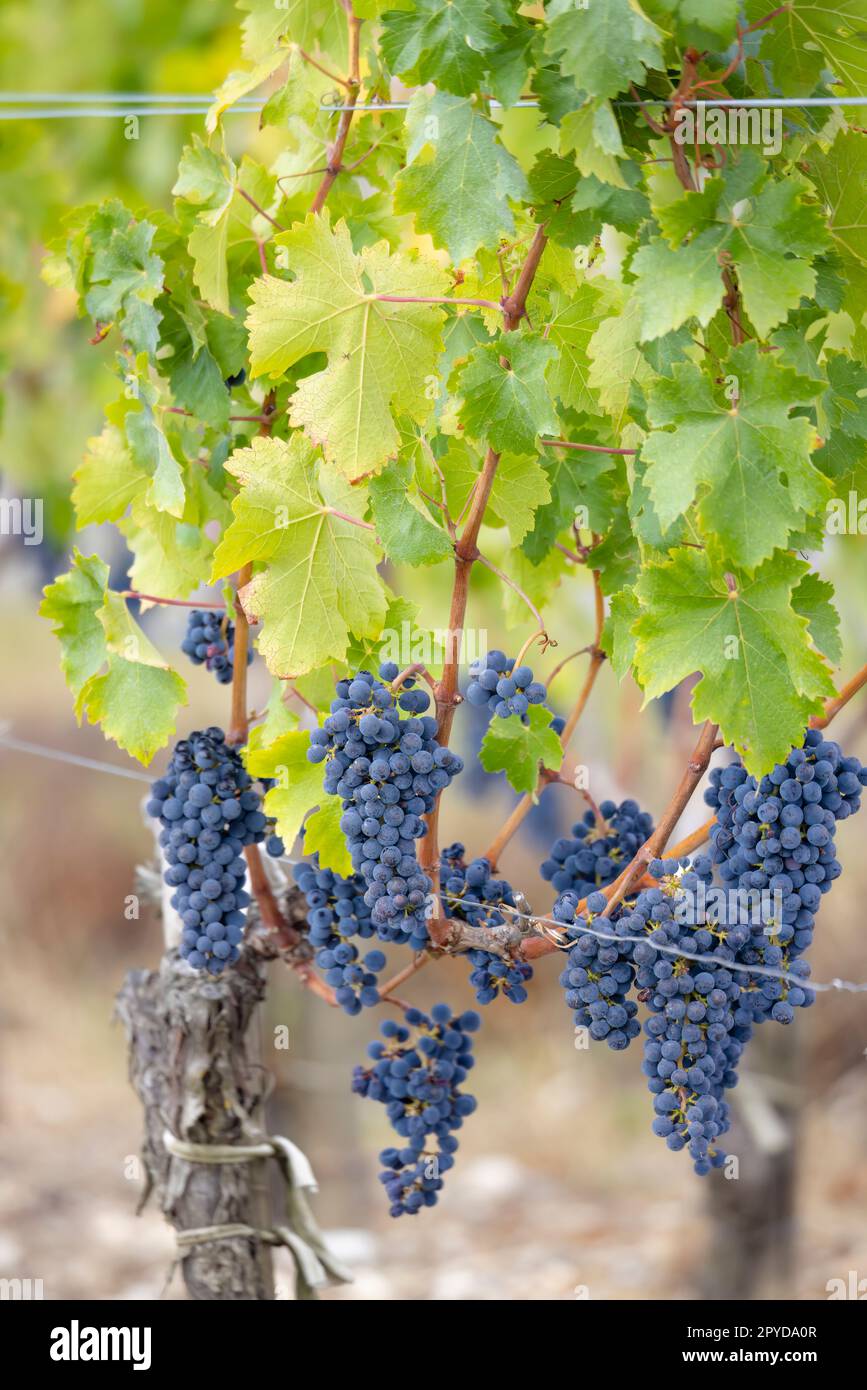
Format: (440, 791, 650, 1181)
(555, 889, 641, 1049)
(626, 858, 748, 1174)
(293, 859, 387, 1015)
(180, 609, 252, 686)
(554, 855, 745, 1169)
(307, 665, 463, 951)
(440, 843, 533, 1004)
(465, 650, 548, 721)
(542, 799, 655, 898)
(352, 1004, 480, 1216)
(704, 730, 866, 1026)
(147, 728, 272, 973)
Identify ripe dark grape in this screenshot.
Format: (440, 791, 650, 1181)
(147, 727, 273, 974)
(704, 730, 866, 1026)
(293, 858, 387, 1014)
(309, 663, 464, 951)
(352, 1004, 480, 1216)
(465, 650, 549, 722)
(440, 843, 532, 1003)
(542, 799, 655, 898)
(180, 609, 252, 686)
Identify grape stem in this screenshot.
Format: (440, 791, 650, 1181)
(541, 438, 638, 457)
(484, 569, 606, 869)
(476, 551, 546, 629)
(237, 186, 285, 233)
(309, 6, 361, 215)
(392, 662, 436, 693)
(120, 590, 224, 610)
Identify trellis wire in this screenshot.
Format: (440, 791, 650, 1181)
(3, 729, 865, 995)
(0, 93, 865, 119)
(478, 897, 867, 996)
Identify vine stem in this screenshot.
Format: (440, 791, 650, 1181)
(121, 590, 224, 610)
(309, 8, 361, 215)
(237, 186, 285, 232)
(600, 719, 720, 917)
(484, 570, 606, 869)
(373, 294, 502, 311)
(476, 552, 546, 628)
(810, 662, 867, 729)
(541, 439, 638, 457)
(521, 720, 719, 961)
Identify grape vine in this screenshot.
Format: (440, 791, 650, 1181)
(36, 0, 867, 1256)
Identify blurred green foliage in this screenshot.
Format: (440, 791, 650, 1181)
(0, 0, 240, 541)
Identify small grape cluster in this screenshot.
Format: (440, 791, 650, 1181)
(293, 859, 387, 1015)
(307, 665, 463, 951)
(465, 650, 548, 721)
(148, 728, 271, 973)
(352, 1004, 480, 1217)
(180, 609, 252, 686)
(440, 843, 532, 1004)
(542, 799, 655, 898)
(704, 730, 866, 1026)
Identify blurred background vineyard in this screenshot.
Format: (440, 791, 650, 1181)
(2, 0, 866, 1302)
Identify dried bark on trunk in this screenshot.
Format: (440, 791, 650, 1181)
(116, 951, 276, 1300)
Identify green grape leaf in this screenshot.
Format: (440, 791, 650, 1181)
(381, 0, 501, 95)
(238, 0, 336, 59)
(40, 550, 112, 702)
(158, 293, 229, 430)
(207, 49, 287, 130)
(212, 435, 386, 677)
(501, 548, 569, 627)
(259, 682, 300, 743)
(479, 703, 563, 794)
(588, 294, 656, 430)
(120, 469, 228, 600)
(41, 551, 186, 765)
(603, 588, 640, 681)
(633, 549, 834, 772)
(806, 132, 867, 330)
(745, 0, 867, 97)
(544, 0, 664, 100)
(546, 283, 605, 414)
(642, 0, 739, 45)
(80, 592, 188, 764)
(454, 336, 559, 454)
(395, 91, 528, 263)
(368, 467, 454, 566)
(246, 729, 329, 852)
(792, 572, 842, 666)
(247, 212, 447, 479)
(81, 203, 163, 354)
(124, 373, 186, 519)
(174, 138, 237, 313)
(488, 453, 553, 544)
(815, 354, 867, 492)
(73, 425, 147, 527)
(522, 445, 616, 564)
(634, 153, 829, 339)
(345, 594, 430, 677)
(640, 346, 827, 569)
(303, 799, 353, 876)
(560, 102, 628, 188)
